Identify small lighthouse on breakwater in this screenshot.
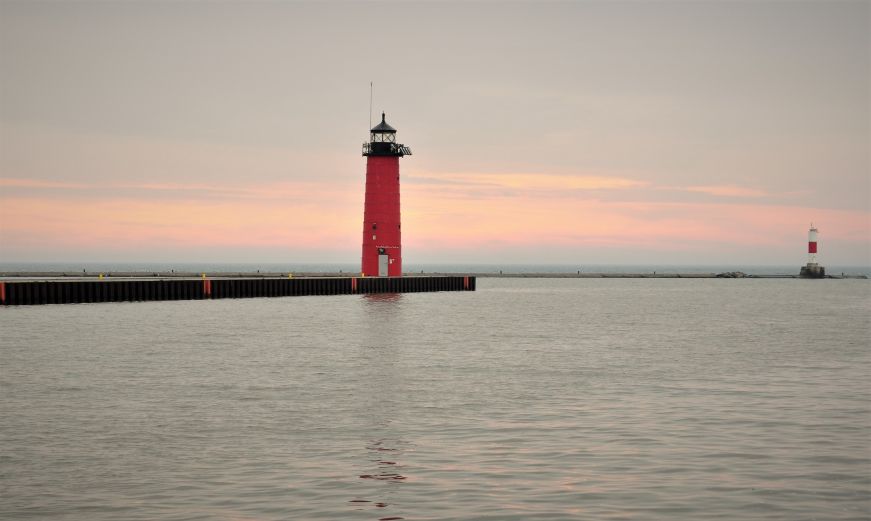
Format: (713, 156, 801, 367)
(799, 224, 826, 278)
(361, 113, 412, 277)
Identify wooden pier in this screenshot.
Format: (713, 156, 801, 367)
(0, 276, 476, 306)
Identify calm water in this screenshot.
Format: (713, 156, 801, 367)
(2, 278, 869, 520)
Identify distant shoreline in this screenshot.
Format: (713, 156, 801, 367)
(0, 271, 867, 280)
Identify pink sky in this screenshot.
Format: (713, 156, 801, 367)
(1, 2, 868, 266)
(2, 164, 867, 265)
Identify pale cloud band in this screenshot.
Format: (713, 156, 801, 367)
(2, 170, 867, 264)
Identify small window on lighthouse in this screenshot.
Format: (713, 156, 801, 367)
(385, 133, 395, 143)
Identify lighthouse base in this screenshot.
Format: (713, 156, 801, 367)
(800, 263, 826, 278)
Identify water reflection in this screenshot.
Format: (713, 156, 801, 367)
(360, 441, 408, 482)
(348, 439, 409, 519)
(362, 293, 403, 303)
(359, 291, 404, 346)
(350, 292, 409, 519)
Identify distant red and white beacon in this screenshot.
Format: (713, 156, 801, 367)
(807, 224, 818, 264)
(800, 223, 825, 278)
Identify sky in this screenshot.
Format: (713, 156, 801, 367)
(1, 1, 868, 266)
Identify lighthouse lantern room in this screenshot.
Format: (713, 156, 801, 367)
(361, 113, 411, 277)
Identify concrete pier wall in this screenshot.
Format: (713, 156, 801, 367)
(0, 276, 476, 306)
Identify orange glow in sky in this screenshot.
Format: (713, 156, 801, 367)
(2, 171, 868, 265)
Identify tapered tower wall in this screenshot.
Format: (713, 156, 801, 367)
(362, 156, 402, 276)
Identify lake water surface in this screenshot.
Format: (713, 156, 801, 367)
(2, 278, 869, 520)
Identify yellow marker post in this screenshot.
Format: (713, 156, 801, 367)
(202, 273, 206, 279)
(99, 273, 104, 280)
(288, 273, 293, 279)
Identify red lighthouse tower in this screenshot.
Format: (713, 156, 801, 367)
(361, 112, 412, 277)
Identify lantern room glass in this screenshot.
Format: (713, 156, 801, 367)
(372, 132, 396, 143)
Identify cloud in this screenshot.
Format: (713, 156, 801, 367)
(0, 178, 90, 189)
(400, 175, 871, 263)
(0, 196, 358, 250)
(682, 185, 769, 198)
(407, 171, 648, 192)
(2, 182, 868, 264)
(1, 171, 868, 264)
(0, 177, 359, 203)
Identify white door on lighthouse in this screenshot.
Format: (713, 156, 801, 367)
(378, 254, 389, 277)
